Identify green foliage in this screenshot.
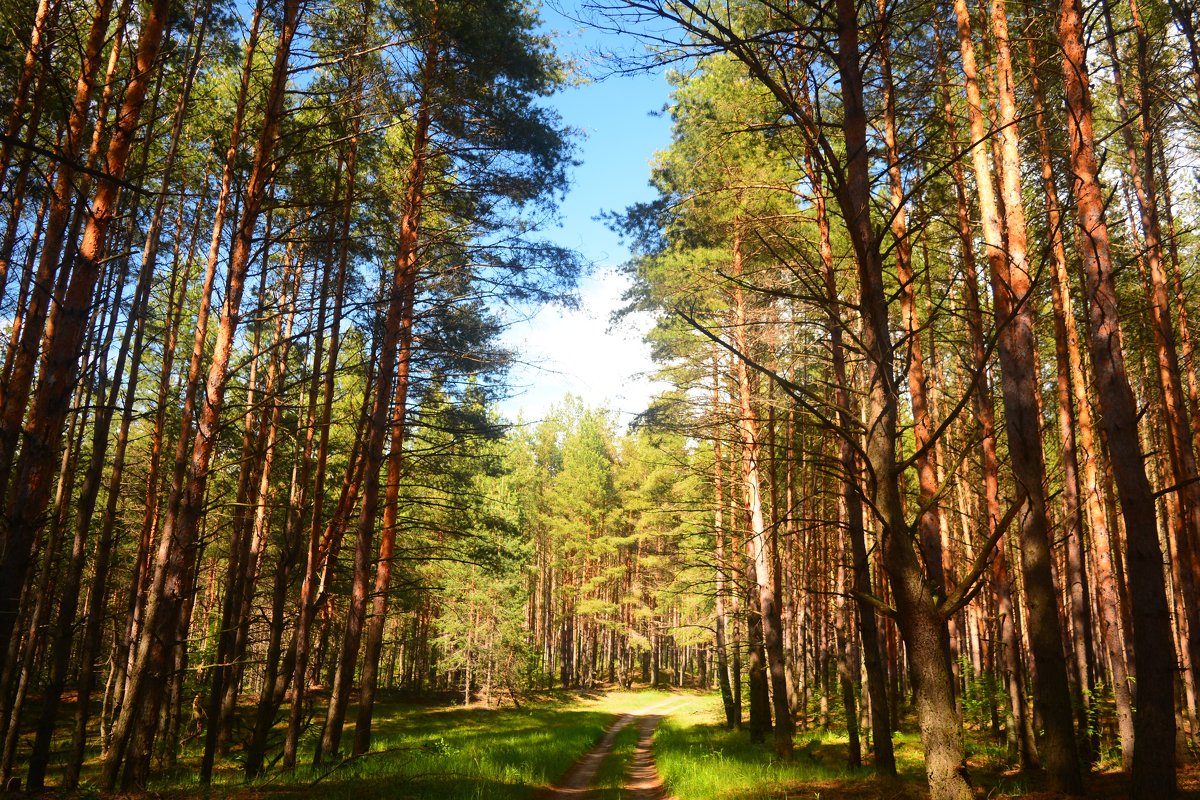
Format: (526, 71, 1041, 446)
(1086, 682, 1128, 770)
(957, 655, 1003, 733)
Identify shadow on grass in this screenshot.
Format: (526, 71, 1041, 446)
(664, 726, 1200, 800)
(654, 718, 880, 800)
(19, 698, 622, 800)
(221, 706, 618, 800)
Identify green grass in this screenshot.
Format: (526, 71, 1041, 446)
(653, 694, 894, 800)
(279, 703, 608, 799)
(37, 687, 1144, 799)
(205, 689, 686, 799)
(589, 691, 713, 800)
(41, 688, 687, 798)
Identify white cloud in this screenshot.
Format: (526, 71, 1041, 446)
(498, 268, 666, 428)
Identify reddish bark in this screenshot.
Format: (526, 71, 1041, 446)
(711, 351, 739, 729)
(959, 0, 1083, 787)
(316, 58, 431, 763)
(284, 114, 358, 770)
(730, 224, 793, 758)
(101, 0, 301, 786)
(350, 35, 441, 750)
(1057, 0, 1178, 791)
(835, 0, 971, 794)
(0, 0, 159, 688)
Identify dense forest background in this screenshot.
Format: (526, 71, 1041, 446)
(1, 0, 1200, 798)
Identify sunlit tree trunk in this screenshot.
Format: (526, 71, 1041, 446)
(353, 99, 425, 751)
(829, 1, 971, 794)
(0, 0, 119, 653)
(1023, 27, 1103, 759)
(731, 220, 793, 758)
(102, 0, 301, 786)
(1057, 0, 1177, 790)
(934, 28, 1035, 763)
(712, 351, 738, 728)
(24, 8, 211, 783)
(284, 121, 357, 769)
(316, 54, 432, 763)
(1102, 0, 1200, 718)
(801, 107, 895, 772)
(955, 0, 1083, 787)
(832, 0, 972, 793)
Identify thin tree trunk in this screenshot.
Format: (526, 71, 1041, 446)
(241, 253, 304, 777)
(744, 535, 771, 744)
(730, 221, 793, 758)
(879, 1, 945, 600)
(102, 1, 301, 786)
(1103, 0, 1200, 717)
(352, 47, 435, 750)
(799, 102, 895, 771)
(835, 522, 861, 769)
(936, 14, 1042, 761)
(712, 351, 738, 728)
(0, 0, 120, 653)
(283, 116, 357, 770)
(315, 49, 431, 761)
(191, 3, 265, 782)
(1024, 25, 1100, 759)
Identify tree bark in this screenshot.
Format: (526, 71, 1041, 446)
(955, 0, 1084, 787)
(834, 0, 972, 794)
(283, 116, 357, 770)
(1057, 0, 1178, 791)
(1103, 0, 1200, 718)
(0, 0, 119, 653)
(353, 85, 426, 751)
(731, 220, 793, 758)
(101, 0, 301, 786)
(316, 54, 430, 762)
(799, 102, 896, 771)
(712, 351, 739, 728)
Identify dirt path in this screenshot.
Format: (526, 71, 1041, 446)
(541, 697, 679, 799)
(623, 713, 668, 800)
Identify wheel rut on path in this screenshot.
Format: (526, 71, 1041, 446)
(623, 713, 668, 800)
(541, 697, 679, 800)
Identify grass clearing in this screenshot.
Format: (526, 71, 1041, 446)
(653, 693, 928, 800)
(38, 688, 1200, 799)
(53, 689, 685, 798)
(225, 689, 682, 799)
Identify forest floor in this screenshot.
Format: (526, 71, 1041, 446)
(16, 687, 1200, 799)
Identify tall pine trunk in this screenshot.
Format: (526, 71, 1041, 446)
(316, 55, 431, 763)
(953, 0, 1083, 787)
(730, 222, 793, 758)
(1056, 0, 1177, 791)
(101, 0, 301, 786)
(712, 352, 739, 728)
(835, 0, 971, 795)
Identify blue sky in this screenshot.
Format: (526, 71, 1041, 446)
(497, 1, 674, 427)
